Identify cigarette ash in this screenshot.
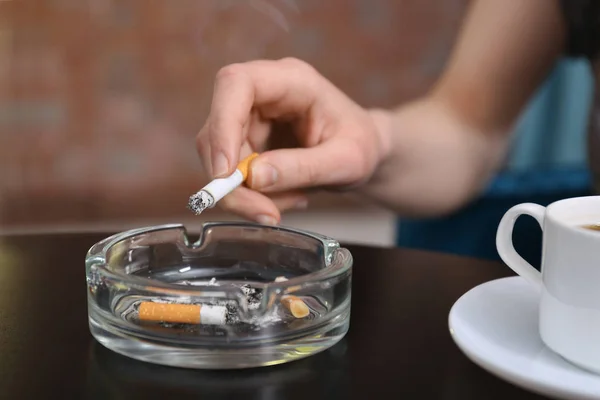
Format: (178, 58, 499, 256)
(239, 284, 263, 311)
(234, 283, 283, 327)
(187, 190, 213, 215)
(224, 303, 238, 324)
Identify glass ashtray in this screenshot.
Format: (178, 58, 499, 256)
(85, 222, 352, 369)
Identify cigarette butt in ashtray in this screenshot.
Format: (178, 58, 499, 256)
(138, 275, 309, 325)
(188, 152, 259, 215)
(281, 295, 310, 318)
(138, 302, 227, 325)
(275, 276, 310, 318)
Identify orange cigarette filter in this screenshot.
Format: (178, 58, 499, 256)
(238, 152, 259, 181)
(187, 152, 259, 216)
(274, 276, 309, 318)
(139, 302, 201, 324)
(138, 302, 228, 325)
(281, 295, 310, 318)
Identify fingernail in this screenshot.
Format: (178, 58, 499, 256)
(212, 152, 229, 177)
(250, 162, 278, 189)
(295, 199, 309, 209)
(256, 214, 278, 226)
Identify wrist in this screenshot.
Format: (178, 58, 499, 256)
(367, 107, 394, 169)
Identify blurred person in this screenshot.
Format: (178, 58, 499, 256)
(195, 0, 598, 265)
(396, 59, 592, 266)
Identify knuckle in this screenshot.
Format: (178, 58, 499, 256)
(279, 58, 323, 96)
(196, 125, 208, 145)
(195, 131, 204, 149)
(280, 57, 316, 75)
(195, 136, 206, 158)
(215, 63, 246, 81)
(195, 128, 210, 162)
(298, 158, 320, 185)
(279, 56, 302, 66)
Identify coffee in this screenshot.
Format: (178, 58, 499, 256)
(581, 223, 600, 231)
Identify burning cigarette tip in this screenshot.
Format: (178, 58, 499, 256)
(187, 190, 213, 215)
(187, 152, 259, 216)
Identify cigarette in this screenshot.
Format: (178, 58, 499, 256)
(138, 302, 227, 325)
(281, 296, 310, 318)
(275, 276, 310, 318)
(188, 152, 259, 215)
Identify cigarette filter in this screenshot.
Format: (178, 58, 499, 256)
(188, 152, 259, 215)
(281, 295, 310, 319)
(138, 302, 227, 325)
(274, 276, 309, 318)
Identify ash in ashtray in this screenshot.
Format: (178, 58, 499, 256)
(239, 284, 263, 310)
(224, 302, 239, 324)
(129, 276, 309, 330)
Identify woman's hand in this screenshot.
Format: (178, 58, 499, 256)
(196, 58, 391, 225)
(197, 0, 565, 223)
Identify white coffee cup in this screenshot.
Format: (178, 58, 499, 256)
(496, 196, 600, 373)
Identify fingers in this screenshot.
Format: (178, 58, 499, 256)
(247, 136, 372, 192)
(246, 109, 270, 154)
(196, 124, 212, 175)
(207, 65, 254, 177)
(217, 186, 309, 224)
(204, 58, 320, 177)
(196, 121, 266, 180)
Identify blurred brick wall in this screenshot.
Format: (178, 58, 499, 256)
(0, 0, 467, 226)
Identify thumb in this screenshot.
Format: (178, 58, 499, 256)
(248, 138, 370, 192)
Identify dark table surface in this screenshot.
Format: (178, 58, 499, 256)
(0, 232, 549, 399)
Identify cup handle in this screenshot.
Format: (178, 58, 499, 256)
(496, 203, 545, 288)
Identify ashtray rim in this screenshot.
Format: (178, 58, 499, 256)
(85, 221, 353, 294)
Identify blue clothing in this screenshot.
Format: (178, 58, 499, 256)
(396, 59, 595, 268)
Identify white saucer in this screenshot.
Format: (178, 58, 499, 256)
(449, 276, 600, 400)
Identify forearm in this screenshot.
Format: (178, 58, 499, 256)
(358, 100, 508, 217)
(356, 0, 567, 217)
